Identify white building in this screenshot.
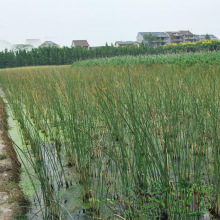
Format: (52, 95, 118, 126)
(137, 32, 170, 46)
(0, 40, 12, 51)
(25, 39, 42, 48)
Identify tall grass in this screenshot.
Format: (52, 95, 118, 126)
(72, 51, 220, 67)
(0, 52, 219, 219)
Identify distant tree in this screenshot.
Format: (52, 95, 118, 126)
(205, 34, 210, 40)
(1, 40, 220, 69)
(143, 34, 158, 47)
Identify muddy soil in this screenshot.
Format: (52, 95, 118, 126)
(0, 98, 27, 219)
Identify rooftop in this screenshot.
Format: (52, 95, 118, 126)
(179, 30, 193, 35)
(72, 40, 89, 47)
(40, 41, 59, 47)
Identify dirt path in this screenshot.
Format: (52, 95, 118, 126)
(0, 99, 27, 219)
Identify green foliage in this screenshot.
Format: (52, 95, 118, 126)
(0, 55, 219, 218)
(143, 34, 159, 46)
(72, 51, 220, 67)
(143, 34, 157, 41)
(205, 34, 210, 40)
(0, 40, 220, 69)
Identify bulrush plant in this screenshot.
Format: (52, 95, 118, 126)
(0, 52, 219, 219)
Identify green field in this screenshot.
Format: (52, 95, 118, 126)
(0, 52, 219, 219)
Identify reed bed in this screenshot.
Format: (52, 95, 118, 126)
(72, 51, 220, 67)
(0, 52, 219, 219)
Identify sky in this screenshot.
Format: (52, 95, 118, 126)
(1, 0, 220, 47)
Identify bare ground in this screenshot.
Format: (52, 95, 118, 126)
(0, 98, 27, 219)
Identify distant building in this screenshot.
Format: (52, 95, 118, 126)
(25, 39, 42, 48)
(166, 32, 184, 43)
(115, 41, 139, 47)
(40, 41, 60, 47)
(137, 32, 170, 47)
(11, 44, 33, 52)
(137, 30, 218, 46)
(0, 40, 12, 51)
(207, 34, 218, 40)
(166, 31, 218, 43)
(195, 34, 218, 41)
(179, 30, 197, 43)
(71, 40, 89, 50)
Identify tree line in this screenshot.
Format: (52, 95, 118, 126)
(0, 40, 220, 69)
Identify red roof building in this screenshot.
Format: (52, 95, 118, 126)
(71, 40, 89, 49)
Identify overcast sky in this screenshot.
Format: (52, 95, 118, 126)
(1, 0, 220, 47)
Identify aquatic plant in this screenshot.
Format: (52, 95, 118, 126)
(0, 52, 219, 219)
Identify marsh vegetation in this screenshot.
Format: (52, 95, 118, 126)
(0, 52, 219, 219)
